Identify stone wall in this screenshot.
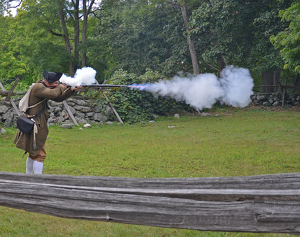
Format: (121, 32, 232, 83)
(251, 93, 300, 106)
(0, 97, 115, 128)
(1, 92, 300, 128)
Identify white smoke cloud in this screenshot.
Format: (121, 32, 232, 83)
(59, 67, 97, 87)
(219, 66, 254, 108)
(147, 73, 224, 110)
(142, 65, 254, 110)
(59, 65, 254, 110)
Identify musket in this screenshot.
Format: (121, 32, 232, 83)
(80, 84, 129, 88)
(65, 84, 146, 89)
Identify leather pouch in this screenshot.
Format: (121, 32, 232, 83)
(17, 114, 35, 133)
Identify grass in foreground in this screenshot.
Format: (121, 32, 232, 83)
(0, 108, 299, 236)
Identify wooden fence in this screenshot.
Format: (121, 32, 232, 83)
(1, 171, 300, 234)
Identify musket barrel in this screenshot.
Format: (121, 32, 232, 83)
(81, 84, 128, 88)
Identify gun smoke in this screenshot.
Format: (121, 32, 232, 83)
(60, 65, 254, 110)
(60, 67, 97, 87)
(136, 65, 254, 110)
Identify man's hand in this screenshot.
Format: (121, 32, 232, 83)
(57, 83, 82, 91)
(71, 86, 83, 91)
(58, 84, 68, 90)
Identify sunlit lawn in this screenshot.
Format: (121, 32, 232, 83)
(0, 107, 299, 236)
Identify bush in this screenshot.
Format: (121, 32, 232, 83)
(105, 69, 192, 123)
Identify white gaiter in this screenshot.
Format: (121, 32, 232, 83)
(33, 161, 44, 174)
(26, 157, 34, 174)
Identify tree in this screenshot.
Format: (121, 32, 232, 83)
(96, 0, 176, 76)
(177, 0, 209, 75)
(0, 15, 27, 82)
(81, 0, 95, 67)
(188, 0, 293, 83)
(57, 0, 75, 75)
(17, 0, 98, 76)
(96, 0, 202, 78)
(270, 1, 300, 74)
(14, 1, 70, 75)
(180, 2, 200, 75)
(0, 0, 22, 15)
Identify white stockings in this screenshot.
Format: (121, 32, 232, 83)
(26, 157, 34, 174)
(26, 157, 44, 174)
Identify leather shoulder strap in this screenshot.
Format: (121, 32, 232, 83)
(32, 104, 47, 121)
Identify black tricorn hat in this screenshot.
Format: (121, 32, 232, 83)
(43, 70, 63, 83)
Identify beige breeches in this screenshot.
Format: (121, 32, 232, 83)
(29, 144, 46, 163)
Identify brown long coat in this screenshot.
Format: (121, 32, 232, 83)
(14, 81, 74, 156)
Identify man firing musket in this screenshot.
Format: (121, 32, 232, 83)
(14, 66, 150, 174)
(14, 67, 141, 175)
(14, 70, 83, 174)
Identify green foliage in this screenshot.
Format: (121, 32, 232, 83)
(106, 69, 192, 123)
(96, 0, 191, 78)
(1, 0, 103, 86)
(0, 1, 70, 86)
(85, 37, 108, 83)
(0, 16, 27, 82)
(270, 2, 300, 73)
(189, 0, 293, 76)
(1, 0, 300, 93)
(16, 0, 70, 73)
(0, 0, 21, 15)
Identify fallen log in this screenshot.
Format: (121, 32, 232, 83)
(1, 171, 300, 234)
(0, 91, 26, 96)
(0, 81, 21, 116)
(5, 78, 20, 101)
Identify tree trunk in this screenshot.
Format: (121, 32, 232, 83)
(218, 54, 226, 77)
(81, 0, 95, 67)
(58, 0, 75, 76)
(180, 4, 200, 75)
(261, 70, 280, 93)
(295, 74, 300, 88)
(81, 0, 87, 67)
(73, 0, 80, 62)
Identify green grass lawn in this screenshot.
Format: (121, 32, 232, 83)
(0, 107, 299, 236)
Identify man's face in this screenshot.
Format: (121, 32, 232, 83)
(44, 80, 59, 89)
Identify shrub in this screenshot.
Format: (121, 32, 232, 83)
(105, 69, 192, 123)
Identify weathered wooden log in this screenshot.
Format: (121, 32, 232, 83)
(0, 91, 26, 96)
(63, 100, 79, 126)
(102, 92, 124, 124)
(0, 81, 21, 116)
(1, 172, 300, 234)
(5, 78, 19, 101)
